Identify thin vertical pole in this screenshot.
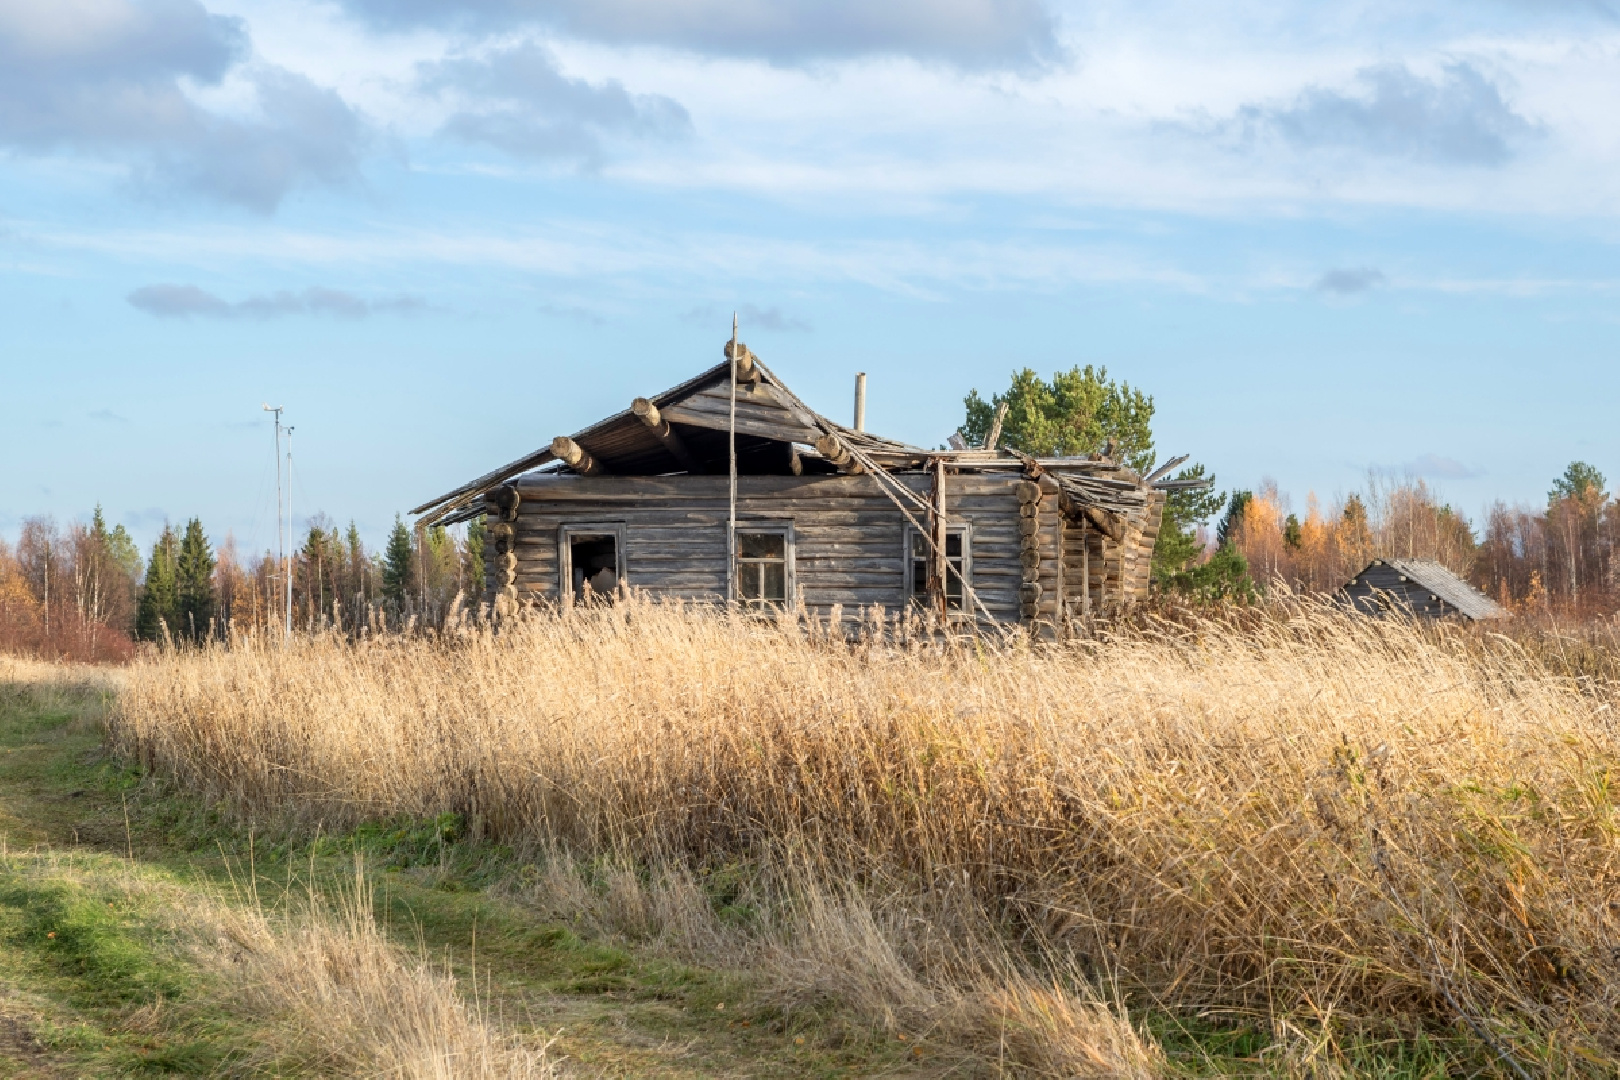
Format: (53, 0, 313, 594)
(285, 427, 294, 639)
(727, 314, 738, 604)
(264, 405, 284, 640)
(933, 457, 947, 616)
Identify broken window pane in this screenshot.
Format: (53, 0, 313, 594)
(911, 529, 968, 610)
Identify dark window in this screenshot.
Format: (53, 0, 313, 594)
(736, 531, 788, 606)
(911, 530, 966, 610)
(570, 534, 619, 601)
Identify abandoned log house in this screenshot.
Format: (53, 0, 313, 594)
(412, 345, 1208, 627)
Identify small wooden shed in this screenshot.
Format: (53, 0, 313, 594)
(1339, 558, 1508, 621)
(413, 347, 1207, 629)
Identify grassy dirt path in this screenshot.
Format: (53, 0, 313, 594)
(0, 671, 931, 1078)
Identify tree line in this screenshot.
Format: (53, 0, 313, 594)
(0, 509, 486, 661)
(961, 368, 1619, 614)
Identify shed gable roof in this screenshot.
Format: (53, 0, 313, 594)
(1347, 559, 1508, 620)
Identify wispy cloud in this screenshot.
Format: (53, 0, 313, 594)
(420, 40, 688, 165)
(1314, 267, 1386, 295)
(88, 408, 130, 424)
(340, 0, 1058, 69)
(1239, 62, 1539, 166)
(1372, 453, 1485, 480)
(127, 284, 425, 319)
(684, 302, 811, 332)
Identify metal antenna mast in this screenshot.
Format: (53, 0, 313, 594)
(727, 313, 738, 604)
(262, 405, 284, 640)
(285, 425, 295, 639)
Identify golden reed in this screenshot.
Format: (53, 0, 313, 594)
(111, 597, 1620, 1070)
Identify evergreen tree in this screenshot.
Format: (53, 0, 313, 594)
(135, 526, 179, 642)
(1283, 513, 1303, 551)
(961, 366, 1223, 582)
(1550, 461, 1606, 505)
(382, 515, 415, 608)
(175, 518, 216, 640)
(346, 521, 365, 603)
(1163, 544, 1256, 604)
(1215, 491, 1253, 549)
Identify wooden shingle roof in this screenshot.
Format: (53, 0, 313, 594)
(1341, 558, 1508, 621)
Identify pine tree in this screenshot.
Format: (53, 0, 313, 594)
(382, 515, 415, 608)
(961, 367, 1224, 583)
(136, 526, 179, 642)
(1550, 461, 1606, 505)
(1283, 514, 1303, 551)
(175, 518, 216, 641)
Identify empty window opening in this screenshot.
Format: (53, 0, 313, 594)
(736, 531, 788, 607)
(570, 535, 619, 601)
(911, 530, 966, 610)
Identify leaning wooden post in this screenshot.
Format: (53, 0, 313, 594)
(933, 457, 948, 616)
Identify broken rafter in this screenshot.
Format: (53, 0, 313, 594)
(631, 397, 699, 472)
(814, 433, 865, 475)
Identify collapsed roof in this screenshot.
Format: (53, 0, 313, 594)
(412, 349, 1208, 532)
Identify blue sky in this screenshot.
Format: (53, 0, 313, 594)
(3, 0, 1618, 555)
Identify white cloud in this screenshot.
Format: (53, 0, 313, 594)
(0, 0, 368, 212)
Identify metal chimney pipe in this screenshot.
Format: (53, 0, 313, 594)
(853, 372, 867, 432)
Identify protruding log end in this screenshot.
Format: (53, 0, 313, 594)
(550, 436, 605, 475)
(724, 340, 756, 379)
(631, 397, 661, 427)
(814, 434, 863, 474)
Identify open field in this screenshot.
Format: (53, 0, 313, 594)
(87, 598, 1620, 1076)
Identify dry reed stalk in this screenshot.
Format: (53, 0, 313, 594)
(111, 597, 1620, 1067)
(201, 858, 553, 1078)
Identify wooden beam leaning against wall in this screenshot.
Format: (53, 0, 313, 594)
(550, 436, 607, 476)
(631, 398, 699, 472)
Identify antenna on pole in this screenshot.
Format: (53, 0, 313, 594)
(727, 313, 738, 605)
(262, 404, 285, 642)
(285, 425, 295, 639)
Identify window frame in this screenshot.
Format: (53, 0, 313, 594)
(903, 522, 973, 612)
(733, 522, 796, 609)
(558, 522, 627, 603)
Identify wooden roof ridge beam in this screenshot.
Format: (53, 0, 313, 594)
(550, 436, 607, 476)
(631, 398, 699, 472)
(724, 340, 759, 382)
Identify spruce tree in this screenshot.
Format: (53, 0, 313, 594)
(175, 518, 216, 641)
(382, 515, 415, 608)
(136, 526, 179, 642)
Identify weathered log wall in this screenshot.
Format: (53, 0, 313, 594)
(478, 472, 1157, 625)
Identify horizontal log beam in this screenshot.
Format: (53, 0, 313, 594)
(550, 436, 607, 476)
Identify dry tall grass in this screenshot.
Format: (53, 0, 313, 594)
(111, 598, 1620, 1071)
(205, 859, 553, 1078)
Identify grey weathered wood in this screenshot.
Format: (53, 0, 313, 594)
(631, 398, 699, 472)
